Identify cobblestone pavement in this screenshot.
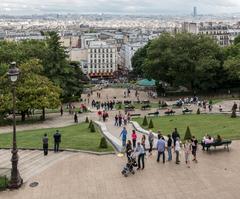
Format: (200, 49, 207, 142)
(1, 141, 240, 199)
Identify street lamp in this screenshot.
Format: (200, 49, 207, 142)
(7, 62, 23, 189)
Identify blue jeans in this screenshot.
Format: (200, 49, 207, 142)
(167, 146, 172, 161)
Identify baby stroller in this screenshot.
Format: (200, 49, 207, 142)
(121, 153, 138, 177)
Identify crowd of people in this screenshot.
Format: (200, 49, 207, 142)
(120, 127, 199, 170)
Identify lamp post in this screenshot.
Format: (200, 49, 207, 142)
(7, 62, 23, 189)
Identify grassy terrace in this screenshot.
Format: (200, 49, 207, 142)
(134, 114, 240, 140)
(0, 123, 113, 152)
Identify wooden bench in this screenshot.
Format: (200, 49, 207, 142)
(148, 111, 159, 116)
(202, 140, 232, 151)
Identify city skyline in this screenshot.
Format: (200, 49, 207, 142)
(1, 0, 240, 15)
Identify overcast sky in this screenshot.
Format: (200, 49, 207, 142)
(1, 0, 240, 15)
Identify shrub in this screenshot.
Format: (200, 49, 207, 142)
(99, 137, 108, 148)
(148, 119, 154, 129)
(184, 126, 192, 140)
(142, 116, 148, 126)
(90, 122, 96, 132)
(231, 110, 237, 118)
(85, 117, 89, 123)
(196, 108, 200, 114)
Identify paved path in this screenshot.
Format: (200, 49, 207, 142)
(0, 149, 73, 182)
(1, 141, 240, 199)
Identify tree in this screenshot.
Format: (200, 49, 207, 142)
(142, 116, 148, 126)
(99, 137, 108, 148)
(184, 126, 192, 140)
(148, 119, 154, 129)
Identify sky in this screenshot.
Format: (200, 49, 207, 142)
(1, 0, 240, 15)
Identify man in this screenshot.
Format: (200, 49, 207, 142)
(148, 130, 154, 156)
(53, 130, 61, 152)
(42, 133, 48, 156)
(120, 127, 127, 147)
(172, 128, 180, 147)
(156, 134, 166, 163)
(135, 142, 145, 170)
(175, 137, 181, 164)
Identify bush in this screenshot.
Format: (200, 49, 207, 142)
(231, 110, 237, 118)
(99, 137, 108, 148)
(142, 116, 148, 126)
(196, 108, 200, 114)
(90, 123, 96, 132)
(85, 117, 89, 123)
(184, 126, 192, 140)
(148, 119, 154, 129)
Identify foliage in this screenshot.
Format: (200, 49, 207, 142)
(184, 126, 192, 140)
(142, 116, 148, 126)
(148, 119, 154, 129)
(99, 137, 108, 149)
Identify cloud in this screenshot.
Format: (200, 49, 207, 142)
(0, 0, 239, 15)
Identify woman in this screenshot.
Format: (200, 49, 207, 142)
(184, 139, 192, 168)
(131, 130, 137, 148)
(126, 140, 132, 160)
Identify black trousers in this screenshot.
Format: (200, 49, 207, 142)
(54, 142, 60, 152)
(43, 144, 48, 156)
(138, 154, 145, 169)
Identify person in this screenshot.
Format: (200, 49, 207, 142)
(184, 139, 191, 168)
(126, 140, 132, 160)
(191, 136, 198, 162)
(42, 133, 48, 156)
(172, 128, 180, 148)
(120, 127, 127, 147)
(167, 134, 172, 161)
(53, 130, 61, 152)
(148, 130, 154, 156)
(156, 134, 166, 163)
(131, 130, 137, 148)
(141, 135, 146, 151)
(175, 137, 181, 164)
(74, 112, 78, 123)
(135, 142, 145, 170)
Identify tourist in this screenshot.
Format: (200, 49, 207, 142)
(131, 130, 137, 148)
(148, 130, 154, 156)
(74, 112, 78, 123)
(184, 139, 191, 168)
(126, 140, 132, 160)
(172, 128, 180, 148)
(167, 134, 172, 161)
(156, 134, 165, 163)
(191, 136, 198, 162)
(135, 142, 145, 170)
(42, 133, 48, 156)
(120, 127, 127, 147)
(175, 137, 181, 164)
(141, 134, 146, 151)
(53, 130, 61, 152)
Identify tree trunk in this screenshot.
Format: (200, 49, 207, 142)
(42, 107, 45, 121)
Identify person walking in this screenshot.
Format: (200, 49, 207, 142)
(135, 142, 145, 170)
(167, 134, 172, 161)
(42, 133, 48, 156)
(148, 130, 154, 156)
(172, 128, 180, 148)
(156, 134, 166, 163)
(175, 137, 181, 164)
(191, 136, 198, 163)
(184, 139, 191, 168)
(120, 127, 127, 147)
(53, 130, 61, 152)
(131, 130, 137, 148)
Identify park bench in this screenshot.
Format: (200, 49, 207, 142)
(182, 109, 193, 114)
(202, 140, 232, 151)
(141, 104, 151, 110)
(130, 113, 141, 117)
(164, 110, 175, 115)
(148, 111, 159, 116)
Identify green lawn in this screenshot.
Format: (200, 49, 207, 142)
(134, 114, 240, 140)
(0, 123, 113, 152)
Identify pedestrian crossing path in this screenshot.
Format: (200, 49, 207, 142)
(0, 149, 73, 182)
